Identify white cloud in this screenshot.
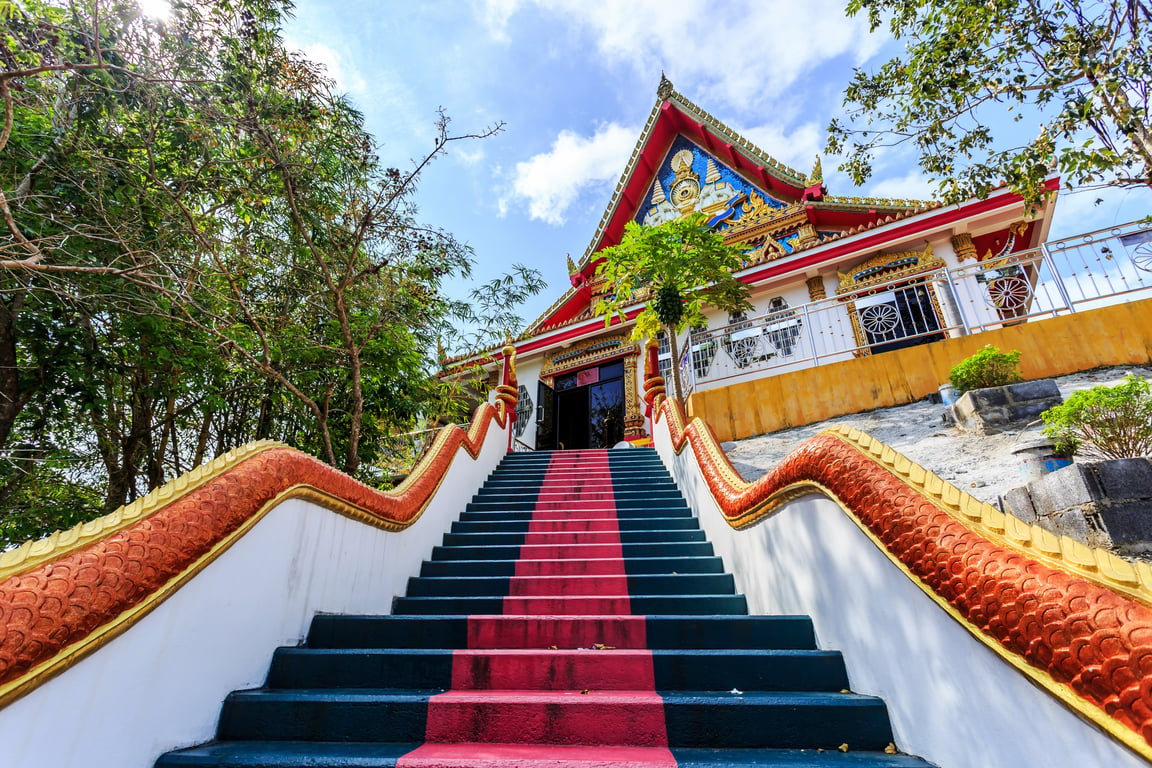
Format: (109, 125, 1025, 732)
(483, 0, 881, 106)
(868, 170, 938, 200)
(456, 147, 487, 166)
(480, 0, 525, 42)
(292, 41, 368, 97)
(500, 123, 638, 225)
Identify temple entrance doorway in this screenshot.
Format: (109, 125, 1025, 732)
(536, 359, 625, 450)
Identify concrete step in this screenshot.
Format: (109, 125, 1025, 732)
(403, 573, 736, 598)
(216, 689, 897, 750)
(266, 647, 850, 692)
(304, 615, 822, 651)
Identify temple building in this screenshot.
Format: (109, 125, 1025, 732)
(499, 77, 1057, 450)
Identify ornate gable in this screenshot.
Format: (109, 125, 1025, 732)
(524, 77, 934, 336)
(636, 135, 789, 229)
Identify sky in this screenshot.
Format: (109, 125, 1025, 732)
(280, 0, 1152, 327)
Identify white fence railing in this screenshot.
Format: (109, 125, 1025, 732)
(682, 220, 1152, 393)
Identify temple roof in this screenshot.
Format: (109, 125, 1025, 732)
(524, 77, 938, 336)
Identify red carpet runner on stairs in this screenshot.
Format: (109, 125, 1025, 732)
(399, 450, 676, 766)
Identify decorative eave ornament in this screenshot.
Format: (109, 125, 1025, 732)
(806, 155, 824, 186)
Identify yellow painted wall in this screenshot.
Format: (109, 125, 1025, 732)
(687, 297, 1152, 442)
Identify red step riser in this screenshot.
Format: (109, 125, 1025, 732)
(501, 596, 633, 615)
(513, 558, 629, 577)
(525, 519, 623, 533)
(521, 531, 623, 545)
(466, 616, 649, 649)
(450, 650, 657, 690)
(514, 544, 626, 559)
(530, 500, 621, 512)
(422, 693, 668, 746)
(507, 574, 630, 596)
(396, 743, 677, 767)
(506, 508, 621, 520)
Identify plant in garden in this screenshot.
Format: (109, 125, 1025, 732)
(593, 213, 751, 402)
(1042, 374, 1152, 459)
(949, 345, 1023, 392)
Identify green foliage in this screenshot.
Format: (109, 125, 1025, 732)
(827, 0, 1152, 208)
(1042, 375, 1152, 459)
(949, 345, 1023, 392)
(0, 0, 535, 548)
(593, 214, 752, 400)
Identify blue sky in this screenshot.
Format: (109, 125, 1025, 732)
(281, 0, 1152, 325)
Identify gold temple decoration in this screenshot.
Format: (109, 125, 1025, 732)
(793, 223, 820, 249)
(721, 198, 809, 245)
(836, 244, 946, 355)
(835, 243, 943, 294)
(806, 276, 827, 301)
(951, 233, 977, 262)
(623, 354, 645, 438)
(805, 155, 823, 186)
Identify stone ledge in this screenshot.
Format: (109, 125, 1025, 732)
(952, 379, 1063, 435)
(1004, 458, 1152, 554)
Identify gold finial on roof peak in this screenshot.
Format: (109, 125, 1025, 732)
(657, 72, 674, 100)
(806, 155, 823, 186)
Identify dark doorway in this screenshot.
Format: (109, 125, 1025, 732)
(545, 359, 626, 450)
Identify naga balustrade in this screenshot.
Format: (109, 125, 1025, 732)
(642, 338, 1152, 768)
(0, 346, 520, 768)
(682, 220, 1152, 393)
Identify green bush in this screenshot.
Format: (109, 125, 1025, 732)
(1041, 374, 1152, 459)
(949, 345, 1023, 393)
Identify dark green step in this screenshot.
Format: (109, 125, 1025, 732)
(403, 572, 735, 597)
(215, 689, 894, 750)
(391, 594, 749, 615)
(439, 529, 707, 547)
(428, 541, 715, 560)
(304, 615, 821, 651)
(265, 647, 849, 692)
(458, 506, 694, 521)
(465, 497, 691, 511)
(449, 516, 701, 533)
(157, 743, 935, 767)
(418, 555, 726, 577)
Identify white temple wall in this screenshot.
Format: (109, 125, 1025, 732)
(513, 355, 544, 448)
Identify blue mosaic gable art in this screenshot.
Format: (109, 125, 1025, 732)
(635, 136, 788, 232)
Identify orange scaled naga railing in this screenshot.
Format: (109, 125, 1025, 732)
(643, 338, 1152, 761)
(0, 345, 519, 709)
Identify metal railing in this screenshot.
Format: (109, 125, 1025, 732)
(682, 220, 1152, 393)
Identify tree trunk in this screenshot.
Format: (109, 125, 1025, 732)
(665, 324, 686, 404)
(0, 294, 26, 449)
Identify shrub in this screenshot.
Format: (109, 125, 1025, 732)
(949, 345, 1023, 393)
(1041, 375, 1152, 460)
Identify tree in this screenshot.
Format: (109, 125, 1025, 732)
(827, 0, 1152, 208)
(593, 213, 751, 402)
(0, 0, 542, 543)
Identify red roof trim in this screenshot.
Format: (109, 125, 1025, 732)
(517, 307, 643, 356)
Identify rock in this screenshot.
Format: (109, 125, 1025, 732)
(951, 379, 1063, 435)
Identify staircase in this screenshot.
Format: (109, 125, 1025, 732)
(156, 449, 935, 767)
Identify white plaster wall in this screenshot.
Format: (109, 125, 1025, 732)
(514, 356, 544, 448)
(654, 419, 1147, 768)
(0, 420, 507, 768)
